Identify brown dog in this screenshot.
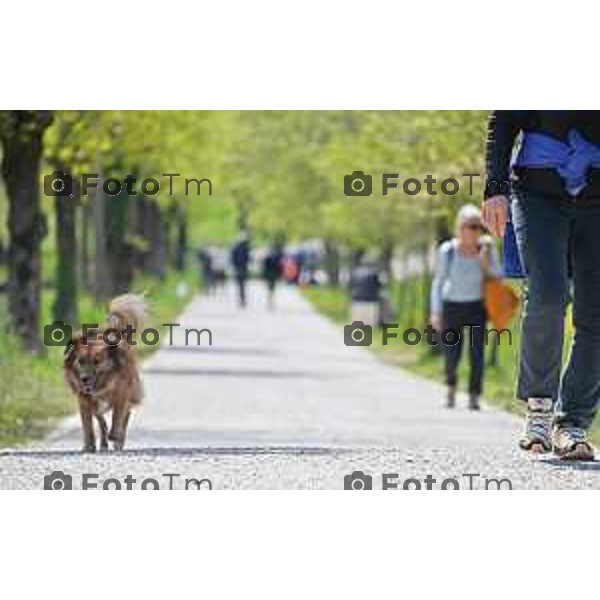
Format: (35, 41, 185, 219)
(64, 294, 148, 453)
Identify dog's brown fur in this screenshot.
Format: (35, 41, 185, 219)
(64, 294, 148, 453)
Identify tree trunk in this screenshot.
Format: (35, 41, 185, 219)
(381, 241, 394, 283)
(105, 187, 133, 294)
(421, 243, 431, 325)
(137, 197, 167, 278)
(80, 198, 91, 289)
(174, 203, 187, 272)
(52, 162, 79, 326)
(0, 111, 52, 353)
(323, 239, 340, 287)
(149, 202, 168, 279)
(93, 183, 110, 301)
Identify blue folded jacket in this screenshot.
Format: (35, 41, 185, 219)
(499, 128, 600, 279)
(502, 218, 525, 279)
(516, 130, 600, 196)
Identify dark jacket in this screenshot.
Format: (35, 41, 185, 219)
(485, 110, 600, 201)
(350, 267, 381, 302)
(231, 239, 250, 276)
(262, 249, 283, 283)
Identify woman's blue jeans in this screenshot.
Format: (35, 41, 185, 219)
(512, 189, 600, 429)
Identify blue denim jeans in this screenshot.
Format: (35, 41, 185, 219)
(512, 189, 600, 429)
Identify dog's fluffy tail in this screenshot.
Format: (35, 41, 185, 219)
(107, 293, 149, 334)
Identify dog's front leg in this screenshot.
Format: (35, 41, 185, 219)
(79, 397, 96, 453)
(111, 403, 131, 452)
(95, 412, 109, 452)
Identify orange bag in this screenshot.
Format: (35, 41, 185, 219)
(484, 279, 519, 331)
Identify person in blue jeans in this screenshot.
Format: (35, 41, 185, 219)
(483, 110, 600, 461)
(430, 205, 499, 410)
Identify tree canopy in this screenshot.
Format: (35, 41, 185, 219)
(0, 109, 489, 350)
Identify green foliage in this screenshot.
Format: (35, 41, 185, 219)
(302, 285, 350, 324)
(1, 110, 491, 252)
(0, 304, 69, 446)
(202, 110, 488, 251)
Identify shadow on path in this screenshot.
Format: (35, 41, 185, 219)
(160, 345, 279, 356)
(539, 457, 600, 471)
(0, 446, 350, 459)
(144, 366, 335, 379)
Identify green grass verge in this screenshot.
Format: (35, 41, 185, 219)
(0, 267, 200, 447)
(0, 334, 69, 446)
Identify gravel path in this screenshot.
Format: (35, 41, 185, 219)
(2, 282, 600, 489)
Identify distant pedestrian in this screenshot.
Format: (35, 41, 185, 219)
(197, 248, 215, 293)
(350, 258, 383, 328)
(262, 244, 284, 309)
(282, 255, 300, 284)
(430, 204, 500, 410)
(231, 232, 251, 308)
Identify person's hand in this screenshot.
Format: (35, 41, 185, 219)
(482, 195, 509, 238)
(430, 313, 442, 331)
(478, 237, 492, 271)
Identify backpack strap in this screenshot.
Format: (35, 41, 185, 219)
(442, 239, 456, 283)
